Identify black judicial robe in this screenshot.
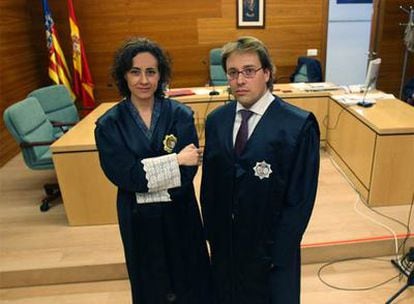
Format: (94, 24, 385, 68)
(201, 96, 320, 304)
(95, 99, 211, 304)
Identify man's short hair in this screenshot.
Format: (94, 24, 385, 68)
(221, 36, 275, 90)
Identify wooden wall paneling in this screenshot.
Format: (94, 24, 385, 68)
(70, 0, 329, 102)
(34, 0, 329, 102)
(374, 0, 414, 97)
(260, 0, 327, 79)
(70, 0, 223, 102)
(198, 0, 327, 83)
(320, 0, 329, 78)
(369, 0, 383, 56)
(87, 49, 120, 104)
(0, 0, 49, 167)
(1, 0, 330, 166)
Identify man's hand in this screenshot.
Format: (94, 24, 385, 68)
(177, 144, 202, 166)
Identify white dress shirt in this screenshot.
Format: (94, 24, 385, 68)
(233, 90, 274, 145)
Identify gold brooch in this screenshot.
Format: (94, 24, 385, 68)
(163, 134, 177, 153)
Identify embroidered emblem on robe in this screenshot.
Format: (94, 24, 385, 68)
(253, 161, 272, 179)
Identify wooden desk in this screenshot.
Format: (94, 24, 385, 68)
(177, 84, 331, 146)
(52, 84, 412, 225)
(52, 103, 117, 225)
(326, 98, 414, 207)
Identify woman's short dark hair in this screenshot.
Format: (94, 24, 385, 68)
(111, 37, 171, 98)
(221, 36, 275, 90)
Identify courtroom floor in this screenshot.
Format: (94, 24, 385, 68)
(1, 262, 413, 303)
(0, 151, 413, 303)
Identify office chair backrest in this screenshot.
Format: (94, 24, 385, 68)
(28, 85, 79, 125)
(290, 56, 323, 83)
(3, 97, 55, 170)
(402, 77, 414, 105)
(209, 48, 228, 86)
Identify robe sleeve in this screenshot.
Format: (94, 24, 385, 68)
(95, 117, 152, 193)
(271, 115, 320, 266)
(94, 105, 198, 195)
(200, 117, 215, 241)
(173, 107, 199, 189)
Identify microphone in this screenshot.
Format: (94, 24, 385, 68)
(208, 80, 219, 96)
(202, 58, 220, 96)
(225, 86, 233, 103)
(357, 77, 376, 108)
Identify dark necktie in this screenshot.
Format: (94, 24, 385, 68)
(235, 109, 253, 156)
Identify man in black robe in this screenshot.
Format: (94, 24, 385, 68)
(201, 36, 320, 304)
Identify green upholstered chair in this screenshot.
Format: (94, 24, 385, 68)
(209, 48, 228, 86)
(3, 96, 61, 212)
(28, 85, 79, 136)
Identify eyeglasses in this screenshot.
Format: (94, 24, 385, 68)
(226, 67, 263, 80)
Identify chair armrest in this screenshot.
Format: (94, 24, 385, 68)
(51, 121, 77, 133)
(51, 121, 77, 127)
(20, 140, 55, 148)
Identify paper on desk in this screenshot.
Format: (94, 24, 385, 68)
(290, 82, 340, 91)
(332, 93, 396, 105)
(192, 88, 212, 95)
(364, 93, 396, 100)
(290, 82, 309, 90)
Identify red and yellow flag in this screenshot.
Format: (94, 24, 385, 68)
(68, 0, 95, 109)
(41, 0, 75, 99)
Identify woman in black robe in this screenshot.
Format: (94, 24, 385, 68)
(95, 37, 211, 304)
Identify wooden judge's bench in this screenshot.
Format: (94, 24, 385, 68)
(51, 84, 414, 225)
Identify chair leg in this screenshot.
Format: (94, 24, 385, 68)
(40, 183, 61, 212)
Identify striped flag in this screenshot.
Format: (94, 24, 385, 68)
(41, 0, 75, 99)
(68, 0, 95, 109)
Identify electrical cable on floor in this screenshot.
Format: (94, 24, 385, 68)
(317, 257, 401, 291)
(320, 102, 412, 252)
(360, 193, 413, 257)
(327, 156, 403, 257)
(316, 155, 414, 291)
(327, 154, 412, 258)
(353, 194, 399, 259)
